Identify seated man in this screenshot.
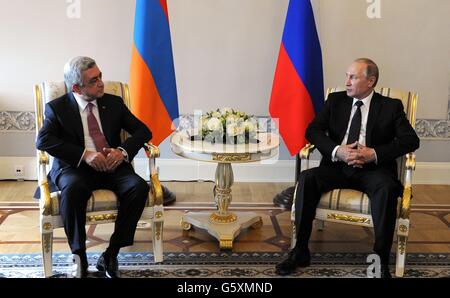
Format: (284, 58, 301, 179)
(275, 58, 420, 278)
(36, 56, 152, 278)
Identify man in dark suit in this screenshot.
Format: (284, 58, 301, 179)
(275, 58, 420, 278)
(36, 56, 152, 278)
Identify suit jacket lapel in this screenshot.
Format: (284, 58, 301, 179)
(67, 93, 85, 145)
(338, 95, 354, 143)
(365, 92, 382, 147)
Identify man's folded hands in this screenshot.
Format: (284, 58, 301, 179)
(336, 142, 376, 168)
(82, 148, 124, 172)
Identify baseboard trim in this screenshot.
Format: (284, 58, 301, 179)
(413, 162, 450, 185)
(0, 157, 37, 180)
(0, 157, 449, 185)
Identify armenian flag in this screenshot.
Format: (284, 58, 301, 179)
(130, 0, 179, 145)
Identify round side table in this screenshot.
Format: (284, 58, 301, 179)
(170, 131, 279, 249)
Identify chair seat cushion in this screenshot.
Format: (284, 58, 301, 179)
(50, 190, 119, 216)
(318, 189, 371, 215)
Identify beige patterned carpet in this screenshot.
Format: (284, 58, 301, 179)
(1, 202, 449, 278)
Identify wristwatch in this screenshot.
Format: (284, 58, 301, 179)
(117, 147, 129, 163)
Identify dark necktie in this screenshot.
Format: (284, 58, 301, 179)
(346, 100, 364, 144)
(87, 103, 109, 152)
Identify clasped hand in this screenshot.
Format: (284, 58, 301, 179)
(336, 142, 375, 168)
(83, 148, 124, 172)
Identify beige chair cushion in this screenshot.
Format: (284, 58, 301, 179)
(50, 190, 118, 216)
(50, 190, 151, 216)
(318, 189, 371, 215)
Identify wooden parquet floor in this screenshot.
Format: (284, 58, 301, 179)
(0, 181, 449, 255)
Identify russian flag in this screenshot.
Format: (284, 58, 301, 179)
(130, 0, 179, 146)
(269, 0, 324, 156)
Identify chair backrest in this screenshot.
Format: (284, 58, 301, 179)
(326, 87, 418, 183)
(34, 81, 131, 141)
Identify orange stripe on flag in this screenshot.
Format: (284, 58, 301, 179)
(130, 45, 174, 145)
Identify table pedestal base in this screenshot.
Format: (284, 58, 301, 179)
(181, 211, 263, 249)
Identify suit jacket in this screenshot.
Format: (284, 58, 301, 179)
(306, 91, 420, 177)
(36, 92, 152, 185)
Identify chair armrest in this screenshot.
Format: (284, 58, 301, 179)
(405, 152, 416, 171)
(299, 144, 315, 160)
(143, 143, 160, 159)
(399, 153, 416, 219)
(37, 151, 52, 216)
(143, 143, 163, 207)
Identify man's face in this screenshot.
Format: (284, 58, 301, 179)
(345, 62, 375, 99)
(74, 64, 104, 101)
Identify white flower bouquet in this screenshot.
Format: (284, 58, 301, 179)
(190, 108, 259, 144)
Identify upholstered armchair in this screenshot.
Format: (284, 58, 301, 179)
(34, 81, 164, 277)
(291, 87, 418, 277)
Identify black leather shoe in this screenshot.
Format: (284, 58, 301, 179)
(275, 248, 311, 276)
(162, 185, 176, 206)
(272, 187, 295, 209)
(96, 252, 120, 278)
(380, 265, 392, 278)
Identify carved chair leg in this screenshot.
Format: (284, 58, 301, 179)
(395, 217, 410, 277)
(152, 220, 164, 263)
(396, 235, 407, 277)
(290, 224, 297, 249)
(41, 232, 53, 277)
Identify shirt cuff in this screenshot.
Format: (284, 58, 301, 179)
(117, 147, 129, 163)
(77, 149, 87, 167)
(373, 148, 378, 164)
(331, 145, 340, 162)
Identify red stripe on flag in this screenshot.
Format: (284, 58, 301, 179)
(269, 44, 315, 155)
(130, 45, 174, 145)
(159, 0, 169, 21)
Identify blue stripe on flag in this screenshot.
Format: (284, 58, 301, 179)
(281, 0, 324, 113)
(133, 0, 178, 120)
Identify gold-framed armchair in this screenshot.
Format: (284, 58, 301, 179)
(291, 87, 418, 277)
(34, 81, 164, 278)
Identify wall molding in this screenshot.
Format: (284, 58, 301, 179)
(1, 110, 449, 139)
(0, 111, 35, 131)
(1, 157, 448, 185)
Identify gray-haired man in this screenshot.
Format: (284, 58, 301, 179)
(37, 56, 152, 278)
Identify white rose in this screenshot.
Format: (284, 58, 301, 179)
(226, 114, 239, 123)
(242, 120, 255, 132)
(226, 122, 239, 136)
(237, 125, 245, 135)
(220, 107, 233, 115)
(207, 117, 222, 131)
(212, 111, 221, 118)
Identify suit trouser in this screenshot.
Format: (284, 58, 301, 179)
(294, 163, 401, 264)
(54, 163, 149, 253)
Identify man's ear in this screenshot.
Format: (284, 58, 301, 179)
(72, 84, 81, 94)
(367, 76, 376, 88)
